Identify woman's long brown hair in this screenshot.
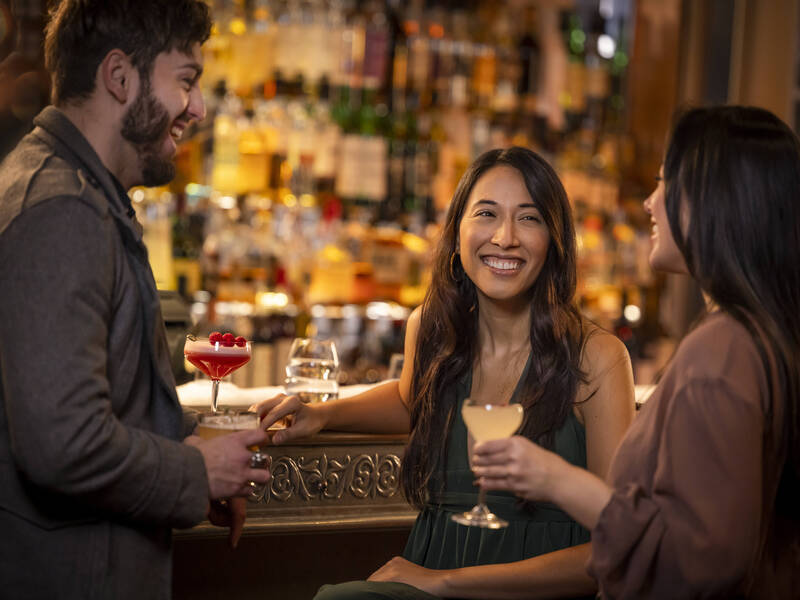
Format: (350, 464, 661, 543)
(401, 147, 588, 508)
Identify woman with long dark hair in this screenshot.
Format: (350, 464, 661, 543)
(473, 106, 800, 598)
(259, 146, 635, 599)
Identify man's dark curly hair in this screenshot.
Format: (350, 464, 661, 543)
(44, 0, 212, 105)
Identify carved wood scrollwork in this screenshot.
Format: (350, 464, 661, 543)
(255, 452, 402, 504)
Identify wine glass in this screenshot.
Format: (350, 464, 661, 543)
(195, 410, 270, 501)
(184, 334, 252, 413)
(451, 398, 524, 529)
(284, 338, 340, 404)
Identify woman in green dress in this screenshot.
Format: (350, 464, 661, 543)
(259, 146, 635, 599)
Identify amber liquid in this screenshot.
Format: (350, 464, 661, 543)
(462, 404, 523, 442)
(196, 412, 258, 438)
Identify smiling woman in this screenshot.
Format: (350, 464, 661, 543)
(256, 146, 636, 600)
(457, 165, 551, 308)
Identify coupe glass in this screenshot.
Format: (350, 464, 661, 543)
(195, 410, 269, 501)
(184, 335, 252, 413)
(451, 398, 524, 529)
(284, 338, 340, 404)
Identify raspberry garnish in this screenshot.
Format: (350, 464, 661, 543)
(209, 331, 222, 344)
(222, 332, 235, 346)
(235, 336, 246, 347)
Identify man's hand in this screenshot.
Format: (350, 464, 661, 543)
(185, 428, 271, 499)
(208, 497, 247, 549)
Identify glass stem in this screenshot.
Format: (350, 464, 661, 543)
(476, 487, 488, 511)
(211, 379, 220, 413)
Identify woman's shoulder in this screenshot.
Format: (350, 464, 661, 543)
(579, 324, 632, 382)
(652, 312, 771, 422)
(683, 310, 752, 345)
(406, 305, 423, 339)
(673, 311, 764, 384)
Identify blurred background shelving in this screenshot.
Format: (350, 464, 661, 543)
(143, 0, 662, 388)
(2, 0, 797, 387)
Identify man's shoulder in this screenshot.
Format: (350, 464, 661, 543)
(0, 131, 109, 234)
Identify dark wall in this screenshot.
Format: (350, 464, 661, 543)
(0, 0, 50, 162)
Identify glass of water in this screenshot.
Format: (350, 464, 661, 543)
(284, 338, 340, 403)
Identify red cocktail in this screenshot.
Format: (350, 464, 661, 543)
(184, 332, 252, 412)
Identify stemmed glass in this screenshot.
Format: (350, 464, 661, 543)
(184, 334, 252, 413)
(451, 398, 524, 529)
(284, 338, 340, 404)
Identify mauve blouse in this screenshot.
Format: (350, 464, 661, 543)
(587, 311, 800, 598)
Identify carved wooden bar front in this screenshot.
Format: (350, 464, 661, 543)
(179, 431, 417, 538)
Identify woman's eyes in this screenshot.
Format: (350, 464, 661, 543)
(473, 211, 541, 223)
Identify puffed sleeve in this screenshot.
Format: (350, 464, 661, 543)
(587, 377, 764, 598)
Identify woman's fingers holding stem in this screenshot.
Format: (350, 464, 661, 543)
(472, 437, 514, 466)
(472, 436, 563, 502)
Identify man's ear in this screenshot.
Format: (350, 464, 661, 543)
(99, 49, 135, 104)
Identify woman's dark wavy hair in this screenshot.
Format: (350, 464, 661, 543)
(663, 106, 800, 517)
(44, 0, 212, 106)
(401, 147, 588, 508)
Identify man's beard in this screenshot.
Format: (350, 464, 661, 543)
(120, 76, 176, 187)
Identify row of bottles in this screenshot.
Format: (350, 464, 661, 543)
(142, 0, 665, 384)
(190, 0, 633, 226)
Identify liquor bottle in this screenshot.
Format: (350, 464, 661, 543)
(211, 93, 243, 194)
(362, 0, 391, 94)
(381, 1, 408, 224)
(404, 0, 429, 105)
(582, 12, 610, 160)
(312, 77, 342, 222)
(172, 191, 205, 300)
(427, 4, 450, 108)
(446, 9, 471, 111)
(402, 91, 419, 221)
(561, 10, 587, 133)
(491, 11, 518, 115)
(238, 108, 269, 193)
(518, 4, 542, 116)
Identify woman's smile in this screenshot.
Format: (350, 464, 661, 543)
(481, 255, 525, 273)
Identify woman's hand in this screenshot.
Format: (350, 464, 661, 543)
(368, 556, 447, 596)
(471, 435, 568, 503)
(253, 393, 329, 445)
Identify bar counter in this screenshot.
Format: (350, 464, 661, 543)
(172, 383, 656, 598)
(173, 428, 417, 600)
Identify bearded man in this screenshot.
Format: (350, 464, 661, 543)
(0, 2, 270, 598)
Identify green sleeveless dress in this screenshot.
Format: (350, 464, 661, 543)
(314, 362, 591, 600)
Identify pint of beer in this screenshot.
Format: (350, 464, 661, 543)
(196, 411, 269, 499)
